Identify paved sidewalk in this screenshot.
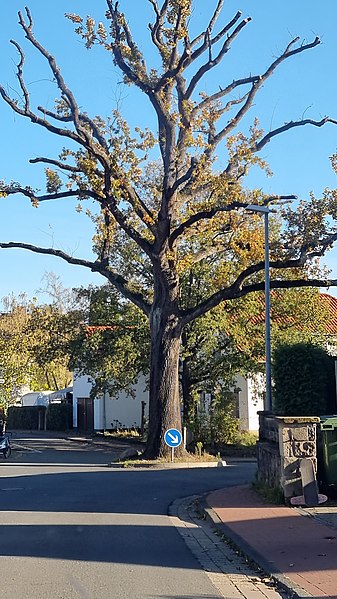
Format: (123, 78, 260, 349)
(171, 496, 288, 599)
(206, 485, 337, 599)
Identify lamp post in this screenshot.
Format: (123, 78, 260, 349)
(246, 204, 272, 412)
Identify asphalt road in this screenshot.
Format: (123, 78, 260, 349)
(0, 433, 256, 599)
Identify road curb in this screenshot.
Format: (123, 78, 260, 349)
(108, 460, 227, 469)
(199, 496, 313, 599)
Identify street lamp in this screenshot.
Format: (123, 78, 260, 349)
(246, 204, 272, 412)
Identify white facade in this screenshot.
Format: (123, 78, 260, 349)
(235, 373, 265, 431)
(197, 374, 265, 432)
(73, 373, 149, 430)
(73, 370, 263, 432)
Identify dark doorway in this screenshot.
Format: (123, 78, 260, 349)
(77, 397, 94, 432)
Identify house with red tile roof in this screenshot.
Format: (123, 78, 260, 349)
(233, 292, 337, 430)
(320, 293, 337, 339)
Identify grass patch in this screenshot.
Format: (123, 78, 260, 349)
(119, 450, 218, 467)
(212, 431, 258, 458)
(102, 430, 142, 439)
(252, 480, 284, 505)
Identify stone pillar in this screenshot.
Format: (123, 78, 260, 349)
(257, 412, 319, 500)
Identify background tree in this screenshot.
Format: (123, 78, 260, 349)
(26, 273, 83, 390)
(0, 286, 81, 409)
(180, 285, 330, 421)
(70, 285, 149, 397)
(26, 303, 80, 390)
(1, 2, 337, 457)
(0, 294, 33, 408)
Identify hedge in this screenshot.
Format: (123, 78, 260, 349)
(7, 404, 73, 431)
(273, 343, 335, 416)
(46, 404, 73, 431)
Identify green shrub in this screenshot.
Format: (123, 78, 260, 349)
(273, 343, 334, 416)
(46, 404, 73, 431)
(7, 404, 72, 431)
(210, 407, 240, 444)
(236, 430, 258, 446)
(7, 406, 45, 430)
(189, 393, 240, 446)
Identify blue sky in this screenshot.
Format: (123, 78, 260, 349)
(1, 0, 337, 301)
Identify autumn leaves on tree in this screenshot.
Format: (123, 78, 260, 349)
(1, 1, 337, 457)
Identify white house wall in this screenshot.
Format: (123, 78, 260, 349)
(73, 373, 149, 430)
(234, 373, 265, 432)
(235, 375, 249, 429)
(72, 374, 92, 428)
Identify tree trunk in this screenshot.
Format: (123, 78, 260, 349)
(143, 306, 184, 459)
(181, 358, 194, 423)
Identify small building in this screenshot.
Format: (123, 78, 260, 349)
(72, 373, 148, 432)
(21, 387, 73, 407)
(21, 391, 53, 407)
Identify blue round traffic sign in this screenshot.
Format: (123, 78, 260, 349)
(164, 428, 182, 448)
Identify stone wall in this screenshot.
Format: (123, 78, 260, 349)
(257, 412, 319, 499)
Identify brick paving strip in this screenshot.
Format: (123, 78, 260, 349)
(208, 485, 337, 599)
(169, 496, 289, 599)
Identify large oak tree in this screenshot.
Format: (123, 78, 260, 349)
(1, 1, 337, 457)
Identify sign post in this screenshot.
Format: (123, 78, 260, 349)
(164, 428, 182, 463)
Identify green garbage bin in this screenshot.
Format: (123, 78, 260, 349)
(319, 416, 337, 488)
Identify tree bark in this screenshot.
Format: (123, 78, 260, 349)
(143, 304, 184, 459)
(181, 357, 194, 423)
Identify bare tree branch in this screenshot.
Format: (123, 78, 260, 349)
(148, 0, 169, 54)
(29, 157, 84, 175)
(184, 17, 252, 101)
(10, 39, 30, 111)
(1, 182, 155, 254)
(0, 85, 84, 147)
(0, 185, 101, 204)
(191, 76, 261, 119)
(182, 267, 337, 325)
(217, 36, 322, 168)
(255, 117, 337, 153)
(169, 195, 296, 246)
(36, 105, 109, 151)
(18, 8, 83, 134)
(0, 241, 151, 316)
(225, 117, 337, 176)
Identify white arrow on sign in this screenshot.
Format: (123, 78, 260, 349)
(167, 432, 179, 444)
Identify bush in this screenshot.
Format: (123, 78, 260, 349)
(273, 343, 335, 416)
(190, 393, 240, 446)
(7, 406, 45, 430)
(46, 404, 73, 431)
(7, 404, 73, 431)
(210, 407, 240, 445)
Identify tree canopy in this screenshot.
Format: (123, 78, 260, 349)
(0, 291, 79, 408)
(1, 1, 337, 457)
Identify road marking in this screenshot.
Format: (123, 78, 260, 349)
(0, 511, 166, 525)
(11, 443, 42, 453)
